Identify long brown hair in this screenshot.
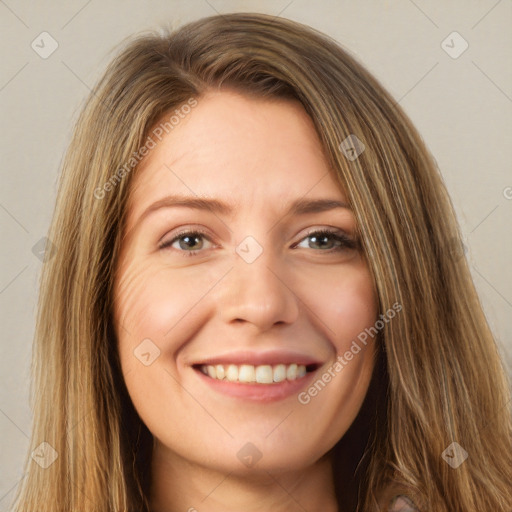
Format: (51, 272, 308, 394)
(11, 12, 512, 512)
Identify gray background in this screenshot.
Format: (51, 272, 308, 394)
(1, 1, 511, 509)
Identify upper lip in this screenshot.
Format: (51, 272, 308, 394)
(190, 350, 324, 367)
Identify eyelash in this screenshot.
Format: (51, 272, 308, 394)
(158, 228, 358, 257)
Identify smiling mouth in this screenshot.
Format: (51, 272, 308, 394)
(194, 363, 319, 384)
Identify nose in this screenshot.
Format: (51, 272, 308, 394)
(214, 245, 300, 332)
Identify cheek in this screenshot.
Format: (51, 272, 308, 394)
(113, 257, 220, 365)
(294, 265, 378, 441)
(113, 259, 209, 419)
(114, 262, 173, 343)
(334, 280, 377, 352)
(304, 261, 378, 353)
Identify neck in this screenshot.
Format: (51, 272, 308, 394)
(149, 442, 339, 512)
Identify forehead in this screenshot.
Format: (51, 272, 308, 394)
(125, 90, 345, 224)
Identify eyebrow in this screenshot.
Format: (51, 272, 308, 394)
(135, 194, 351, 227)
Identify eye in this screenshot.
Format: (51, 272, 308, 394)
(158, 227, 358, 257)
(294, 228, 358, 252)
(158, 229, 213, 256)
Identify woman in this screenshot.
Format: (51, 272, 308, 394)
(11, 12, 512, 512)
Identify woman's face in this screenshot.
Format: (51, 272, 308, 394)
(113, 90, 378, 474)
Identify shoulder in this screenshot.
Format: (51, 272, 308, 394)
(387, 494, 419, 511)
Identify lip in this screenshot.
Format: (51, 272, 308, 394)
(194, 368, 319, 402)
(190, 350, 324, 403)
(190, 349, 323, 367)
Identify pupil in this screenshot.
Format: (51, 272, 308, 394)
(312, 234, 330, 249)
(182, 235, 201, 250)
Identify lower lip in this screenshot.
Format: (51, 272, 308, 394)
(194, 368, 318, 402)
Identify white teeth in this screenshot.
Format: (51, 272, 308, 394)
(199, 363, 309, 384)
(286, 363, 297, 380)
(207, 365, 216, 378)
(255, 365, 273, 384)
(215, 364, 225, 380)
(273, 364, 286, 382)
(238, 364, 256, 383)
(226, 364, 239, 382)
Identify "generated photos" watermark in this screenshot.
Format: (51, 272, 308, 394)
(298, 302, 402, 405)
(94, 97, 198, 199)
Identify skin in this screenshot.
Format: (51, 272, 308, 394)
(113, 90, 378, 512)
